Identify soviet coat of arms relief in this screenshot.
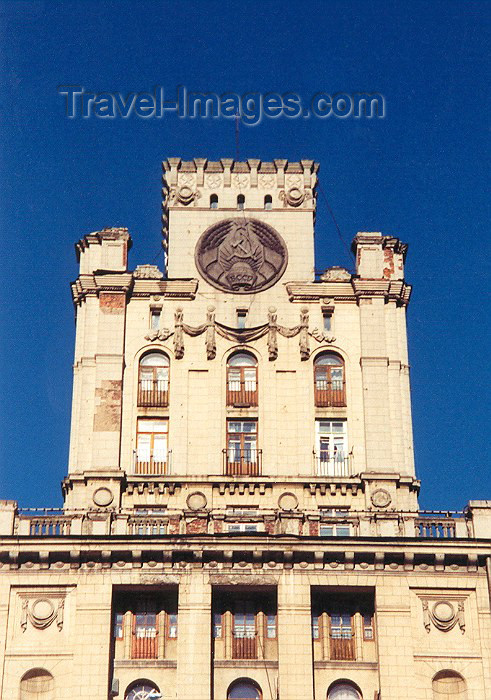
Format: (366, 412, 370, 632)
(195, 218, 288, 293)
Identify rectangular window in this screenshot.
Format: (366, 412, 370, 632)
(363, 613, 374, 640)
(213, 612, 223, 638)
(150, 308, 161, 329)
(226, 420, 259, 475)
(266, 613, 277, 639)
(315, 420, 348, 477)
(323, 312, 332, 332)
(234, 600, 256, 638)
(228, 523, 258, 533)
(312, 613, 320, 639)
(136, 419, 168, 475)
(320, 524, 351, 537)
(114, 612, 124, 639)
(237, 309, 248, 329)
(167, 613, 178, 638)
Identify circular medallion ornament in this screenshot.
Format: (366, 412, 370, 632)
(278, 492, 298, 511)
(32, 598, 54, 621)
(371, 488, 392, 508)
(433, 601, 455, 623)
(186, 491, 207, 511)
(92, 487, 114, 507)
(195, 218, 288, 293)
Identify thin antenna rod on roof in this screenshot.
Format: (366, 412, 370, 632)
(235, 110, 240, 161)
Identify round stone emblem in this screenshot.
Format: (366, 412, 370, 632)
(31, 598, 54, 621)
(186, 491, 207, 511)
(92, 487, 114, 507)
(278, 492, 298, 511)
(433, 601, 455, 623)
(195, 218, 288, 293)
(371, 489, 392, 508)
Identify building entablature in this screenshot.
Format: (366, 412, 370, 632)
(1, 532, 489, 576)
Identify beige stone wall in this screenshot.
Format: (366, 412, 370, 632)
(0, 562, 489, 699)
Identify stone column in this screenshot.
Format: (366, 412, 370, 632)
(177, 572, 212, 700)
(277, 574, 314, 700)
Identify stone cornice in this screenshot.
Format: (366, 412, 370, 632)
(1, 535, 489, 574)
(286, 279, 412, 305)
(71, 273, 198, 305)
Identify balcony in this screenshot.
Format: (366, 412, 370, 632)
(133, 450, 171, 475)
(415, 514, 457, 538)
(314, 380, 346, 407)
(232, 632, 257, 659)
(314, 452, 350, 477)
(223, 448, 262, 476)
(137, 380, 169, 407)
(226, 381, 258, 407)
(132, 631, 158, 659)
(330, 635, 355, 661)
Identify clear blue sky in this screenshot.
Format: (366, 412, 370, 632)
(0, 0, 489, 511)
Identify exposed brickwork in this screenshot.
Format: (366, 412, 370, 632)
(264, 520, 275, 535)
(213, 520, 223, 534)
(93, 380, 122, 431)
(309, 521, 319, 536)
(168, 516, 180, 535)
(186, 518, 208, 534)
(99, 292, 126, 313)
(383, 247, 395, 279)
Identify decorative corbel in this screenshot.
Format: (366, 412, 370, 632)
(423, 600, 431, 633)
(299, 307, 310, 360)
(206, 306, 216, 360)
(174, 307, 184, 359)
(268, 307, 278, 360)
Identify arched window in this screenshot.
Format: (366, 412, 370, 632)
(228, 678, 262, 699)
(328, 682, 362, 700)
(314, 352, 346, 407)
(20, 669, 54, 699)
(227, 352, 258, 406)
(432, 670, 467, 699)
(264, 195, 272, 210)
(237, 194, 245, 210)
(210, 193, 218, 209)
(125, 680, 161, 700)
(138, 352, 169, 407)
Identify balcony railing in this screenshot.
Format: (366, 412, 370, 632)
(223, 449, 262, 476)
(314, 380, 346, 407)
(226, 382, 258, 407)
(133, 450, 171, 475)
(330, 635, 355, 660)
(27, 517, 72, 536)
(314, 452, 350, 477)
(232, 632, 257, 659)
(132, 631, 158, 659)
(137, 380, 169, 407)
(415, 516, 457, 538)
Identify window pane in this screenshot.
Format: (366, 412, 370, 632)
(315, 353, 342, 366)
(140, 352, 169, 367)
(228, 682, 261, 699)
(228, 353, 256, 367)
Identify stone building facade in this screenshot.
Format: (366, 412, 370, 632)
(0, 158, 490, 700)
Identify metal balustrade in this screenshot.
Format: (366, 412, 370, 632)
(223, 448, 262, 476)
(137, 379, 169, 407)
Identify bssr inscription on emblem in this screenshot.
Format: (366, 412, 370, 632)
(195, 218, 288, 293)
